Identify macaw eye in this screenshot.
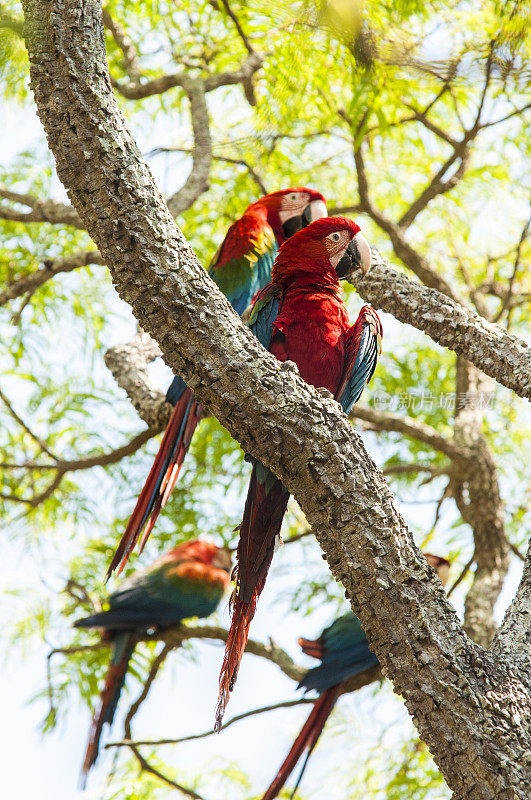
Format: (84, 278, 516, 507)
(289, 193, 298, 201)
(329, 232, 341, 242)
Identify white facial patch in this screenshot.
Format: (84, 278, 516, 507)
(278, 191, 311, 223)
(310, 199, 327, 221)
(324, 229, 352, 268)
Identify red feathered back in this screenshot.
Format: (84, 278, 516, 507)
(217, 187, 327, 265)
(163, 540, 230, 568)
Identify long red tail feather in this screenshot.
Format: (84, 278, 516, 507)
(106, 389, 201, 579)
(79, 634, 136, 788)
(261, 686, 340, 800)
(215, 464, 289, 730)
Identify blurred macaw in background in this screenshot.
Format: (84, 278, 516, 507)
(216, 216, 382, 729)
(261, 553, 451, 800)
(108, 188, 327, 580)
(75, 540, 231, 785)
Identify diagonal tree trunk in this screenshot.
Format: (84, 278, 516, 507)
(21, 2, 530, 798)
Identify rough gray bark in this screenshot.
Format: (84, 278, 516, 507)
(452, 359, 510, 646)
(104, 330, 172, 429)
(350, 250, 531, 400)
(21, 3, 530, 798)
(349, 402, 471, 462)
(492, 542, 531, 664)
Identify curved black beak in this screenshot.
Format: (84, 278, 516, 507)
(282, 208, 309, 238)
(335, 233, 372, 278)
(282, 199, 328, 238)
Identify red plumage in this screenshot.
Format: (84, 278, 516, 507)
(80, 632, 136, 786)
(261, 686, 341, 800)
(108, 188, 327, 580)
(216, 467, 289, 727)
(213, 204, 268, 263)
(106, 389, 201, 578)
(298, 636, 324, 660)
(216, 217, 381, 729)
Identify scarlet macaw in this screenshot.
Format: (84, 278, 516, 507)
(216, 216, 382, 728)
(261, 554, 451, 800)
(108, 189, 327, 579)
(75, 540, 231, 784)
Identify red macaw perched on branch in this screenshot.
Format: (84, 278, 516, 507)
(261, 553, 451, 800)
(215, 217, 383, 729)
(74, 540, 231, 786)
(108, 188, 327, 580)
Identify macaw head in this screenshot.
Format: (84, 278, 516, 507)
(424, 552, 451, 587)
(272, 215, 371, 286)
(165, 540, 232, 574)
(255, 187, 327, 243)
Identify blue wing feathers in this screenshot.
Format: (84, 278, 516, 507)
(338, 323, 379, 414)
(298, 612, 378, 694)
(251, 297, 281, 349)
(300, 645, 379, 693)
(165, 374, 188, 406)
(248, 284, 283, 350)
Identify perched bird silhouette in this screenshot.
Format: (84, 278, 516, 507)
(108, 188, 327, 580)
(261, 553, 451, 800)
(75, 540, 231, 786)
(216, 216, 382, 729)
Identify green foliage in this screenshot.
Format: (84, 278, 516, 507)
(1, 0, 529, 798)
(348, 735, 450, 800)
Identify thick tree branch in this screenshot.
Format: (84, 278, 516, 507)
(353, 145, 461, 300)
(104, 330, 171, 429)
(492, 541, 531, 669)
(0, 184, 83, 227)
(101, 7, 140, 80)
(112, 52, 262, 100)
(349, 251, 531, 400)
(0, 249, 104, 306)
(349, 404, 470, 462)
(453, 359, 510, 646)
(166, 77, 212, 217)
(105, 252, 531, 430)
(22, 4, 530, 797)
